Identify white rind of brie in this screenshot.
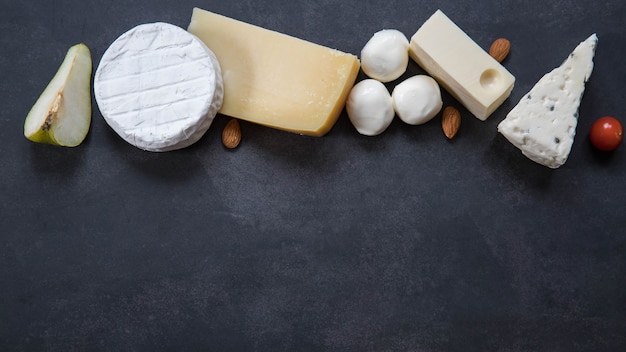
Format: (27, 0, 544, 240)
(94, 22, 223, 152)
(498, 34, 597, 168)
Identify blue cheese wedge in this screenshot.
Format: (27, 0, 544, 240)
(498, 34, 597, 168)
(94, 23, 223, 152)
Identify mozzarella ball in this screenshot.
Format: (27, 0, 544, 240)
(391, 75, 443, 125)
(346, 79, 394, 136)
(360, 29, 410, 83)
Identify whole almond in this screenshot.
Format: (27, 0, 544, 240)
(489, 38, 511, 63)
(222, 118, 241, 149)
(441, 106, 461, 139)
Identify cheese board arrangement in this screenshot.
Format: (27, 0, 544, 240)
(23, 8, 617, 167)
(2, 0, 625, 350)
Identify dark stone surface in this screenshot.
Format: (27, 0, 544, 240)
(1, 0, 625, 351)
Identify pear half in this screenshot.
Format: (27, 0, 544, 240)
(24, 43, 92, 147)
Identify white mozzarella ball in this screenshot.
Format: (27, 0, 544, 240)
(391, 75, 443, 125)
(346, 79, 394, 136)
(360, 29, 410, 83)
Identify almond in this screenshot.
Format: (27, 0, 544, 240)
(222, 118, 241, 149)
(441, 106, 461, 139)
(489, 38, 511, 63)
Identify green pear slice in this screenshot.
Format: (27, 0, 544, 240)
(24, 43, 92, 147)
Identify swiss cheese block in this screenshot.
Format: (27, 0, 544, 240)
(95, 23, 223, 152)
(498, 34, 597, 169)
(409, 10, 515, 121)
(188, 8, 360, 136)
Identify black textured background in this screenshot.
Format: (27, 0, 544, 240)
(2, 0, 625, 351)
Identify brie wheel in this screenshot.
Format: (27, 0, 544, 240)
(94, 22, 224, 152)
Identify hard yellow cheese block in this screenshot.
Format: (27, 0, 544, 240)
(188, 8, 360, 136)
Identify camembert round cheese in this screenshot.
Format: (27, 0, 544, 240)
(94, 22, 223, 152)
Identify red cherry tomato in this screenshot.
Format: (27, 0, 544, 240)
(589, 116, 623, 151)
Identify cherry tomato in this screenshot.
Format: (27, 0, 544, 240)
(589, 116, 623, 151)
